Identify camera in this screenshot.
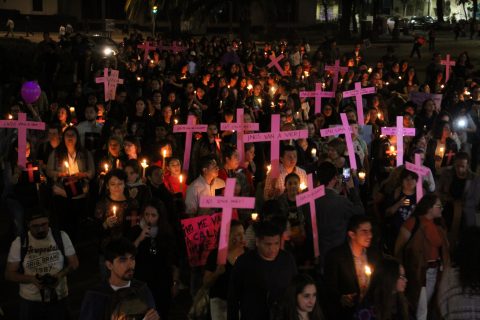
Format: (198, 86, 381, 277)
(36, 274, 58, 302)
(454, 117, 467, 130)
(342, 168, 351, 182)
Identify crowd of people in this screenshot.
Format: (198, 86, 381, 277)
(2, 29, 480, 320)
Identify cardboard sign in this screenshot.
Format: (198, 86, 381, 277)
(181, 213, 222, 267)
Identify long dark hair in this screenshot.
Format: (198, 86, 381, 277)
(55, 126, 85, 162)
(279, 274, 324, 320)
(455, 226, 480, 294)
(412, 193, 438, 217)
(141, 199, 174, 238)
(364, 257, 409, 320)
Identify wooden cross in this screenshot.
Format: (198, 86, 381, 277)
(173, 115, 208, 173)
(24, 162, 39, 183)
(440, 54, 456, 83)
(299, 82, 335, 114)
(95, 68, 124, 102)
(342, 82, 376, 125)
(405, 154, 430, 203)
(381, 116, 416, 167)
(267, 53, 286, 76)
(445, 149, 455, 166)
(325, 59, 348, 92)
(137, 41, 157, 62)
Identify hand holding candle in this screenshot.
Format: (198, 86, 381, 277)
(141, 159, 148, 179)
(64, 161, 70, 176)
(112, 205, 117, 218)
(103, 163, 109, 174)
(251, 213, 258, 221)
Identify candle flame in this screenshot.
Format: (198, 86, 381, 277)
(179, 174, 183, 183)
(174, 118, 178, 124)
(311, 148, 317, 156)
(365, 265, 372, 276)
(299, 183, 307, 190)
(112, 205, 117, 216)
(69, 107, 75, 113)
(389, 146, 395, 152)
(358, 171, 366, 180)
(64, 161, 69, 168)
(247, 84, 253, 90)
(7, 114, 13, 120)
(104, 163, 109, 172)
(141, 159, 148, 168)
(251, 213, 258, 221)
(267, 164, 271, 173)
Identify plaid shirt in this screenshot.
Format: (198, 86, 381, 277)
(263, 165, 307, 201)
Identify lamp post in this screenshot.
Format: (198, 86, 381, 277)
(152, 5, 158, 36)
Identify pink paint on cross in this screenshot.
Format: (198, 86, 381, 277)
(24, 162, 39, 183)
(320, 113, 357, 169)
(299, 82, 335, 114)
(95, 68, 124, 102)
(173, 115, 208, 173)
(137, 42, 157, 62)
(267, 53, 286, 76)
(0, 113, 45, 168)
(325, 59, 348, 92)
(381, 116, 416, 167)
(244, 114, 308, 178)
(405, 154, 430, 203)
(441, 54, 456, 83)
(342, 82, 376, 125)
(200, 178, 255, 264)
(445, 150, 455, 166)
(220, 108, 259, 163)
(295, 174, 325, 258)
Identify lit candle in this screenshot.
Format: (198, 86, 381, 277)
(174, 118, 179, 125)
(7, 114, 13, 120)
(358, 170, 366, 180)
(104, 163, 109, 174)
(311, 148, 317, 157)
(270, 102, 275, 109)
(304, 71, 309, 77)
(441, 84, 445, 89)
(266, 164, 271, 174)
(64, 161, 70, 176)
(69, 106, 75, 114)
(150, 59, 154, 64)
(398, 76, 402, 80)
(258, 98, 262, 105)
(251, 213, 258, 221)
(162, 149, 167, 170)
(136, 76, 141, 81)
(322, 82, 326, 89)
(179, 174, 183, 188)
(364, 265, 372, 285)
(377, 112, 381, 119)
(141, 159, 148, 179)
(112, 205, 117, 218)
(386, 81, 389, 86)
(247, 84, 253, 90)
(367, 67, 372, 73)
(116, 159, 120, 169)
(299, 182, 307, 190)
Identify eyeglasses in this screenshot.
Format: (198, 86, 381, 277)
(434, 204, 444, 209)
(398, 274, 407, 281)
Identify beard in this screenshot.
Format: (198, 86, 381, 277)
(34, 231, 48, 239)
(122, 269, 135, 281)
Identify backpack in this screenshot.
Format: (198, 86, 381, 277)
(19, 229, 67, 274)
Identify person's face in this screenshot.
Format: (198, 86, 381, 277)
(253, 85, 262, 96)
(153, 93, 162, 104)
(85, 107, 97, 121)
(168, 92, 176, 103)
(149, 168, 163, 186)
(207, 124, 218, 138)
(245, 146, 255, 162)
(155, 126, 167, 139)
(297, 284, 317, 314)
(442, 124, 451, 139)
(135, 100, 145, 113)
(64, 130, 77, 148)
(107, 176, 125, 196)
(48, 128, 60, 143)
(348, 222, 373, 249)
(455, 159, 469, 178)
(416, 136, 427, 149)
(29, 217, 49, 240)
(402, 174, 417, 190)
(108, 139, 121, 156)
(323, 106, 333, 117)
(116, 92, 127, 103)
(123, 141, 137, 157)
(285, 177, 300, 195)
(167, 159, 182, 175)
(203, 160, 219, 179)
(256, 235, 281, 261)
(226, 151, 240, 169)
(229, 225, 245, 248)
(431, 199, 443, 219)
(144, 206, 159, 227)
(282, 151, 297, 169)
(57, 108, 68, 122)
(327, 147, 339, 160)
(307, 123, 316, 137)
(163, 107, 173, 118)
(106, 253, 135, 282)
(124, 166, 139, 183)
(396, 265, 407, 293)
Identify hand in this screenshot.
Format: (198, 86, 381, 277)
(105, 215, 118, 228)
(129, 188, 138, 199)
(31, 275, 43, 289)
(345, 175, 354, 189)
(143, 308, 160, 320)
(171, 281, 180, 298)
(340, 293, 357, 307)
(215, 264, 226, 276)
(138, 226, 151, 241)
(397, 196, 407, 207)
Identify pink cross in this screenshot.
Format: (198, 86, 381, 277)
(267, 53, 286, 76)
(295, 174, 325, 258)
(200, 178, 255, 264)
(0, 113, 45, 168)
(342, 82, 376, 125)
(405, 154, 430, 203)
(320, 113, 357, 169)
(95, 68, 124, 102)
(445, 150, 455, 166)
(324, 59, 348, 92)
(159, 41, 188, 54)
(441, 54, 456, 83)
(173, 115, 208, 173)
(24, 162, 39, 183)
(220, 108, 259, 163)
(244, 114, 308, 178)
(299, 82, 335, 114)
(137, 41, 157, 62)
(381, 116, 416, 167)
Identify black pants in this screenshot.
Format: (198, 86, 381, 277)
(19, 298, 70, 320)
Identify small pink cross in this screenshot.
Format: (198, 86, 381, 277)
(220, 108, 259, 163)
(267, 53, 286, 76)
(445, 149, 455, 166)
(295, 174, 325, 258)
(95, 68, 124, 102)
(405, 154, 430, 203)
(440, 54, 456, 83)
(324, 59, 348, 92)
(299, 82, 335, 114)
(381, 116, 416, 166)
(320, 113, 358, 169)
(24, 162, 39, 183)
(158, 41, 188, 54)
(137, 41, 157, 62)
(0, 113, 45, 168)
(342, 82, 376, 125)
(173, 115, 208, 173)
(244, 114, 308, 178)
(200, 178, 255, 264)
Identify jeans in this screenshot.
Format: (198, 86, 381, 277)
(416, 267, 438, 320)
(19, 297, 69, 320)
(210, 297, 227, 320)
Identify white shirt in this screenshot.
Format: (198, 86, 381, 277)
(7, 229, 76, 301)
(185, 175, 225, 215)
(76, 120, 103, 147)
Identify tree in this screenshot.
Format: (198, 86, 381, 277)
(340, 0, 352, 38)
(458, 0, 469, 19)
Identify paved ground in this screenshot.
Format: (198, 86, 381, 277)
(1, 28, 480, 319)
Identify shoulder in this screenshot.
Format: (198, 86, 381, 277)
(7, 236, 22, 262)
(59, 230, 76, 256)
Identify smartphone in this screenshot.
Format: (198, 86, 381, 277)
(342, 168, 351, 182)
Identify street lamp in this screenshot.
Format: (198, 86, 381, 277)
(152, 5, 158, 36)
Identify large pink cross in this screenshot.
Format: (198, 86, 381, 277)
(381, 116, 416, 167)
(220, 108, 259, 163)
(137, 41, 157, 62)
(320, 113, 357, 169)
(295, 174, 325, 258)
(267, 53, 286, 76)
(441, 54, 456, 83)
(173, 115, 208, 173)
(405, 154, 430, 203)
(299, 82, 335, 114)
(200, 178, 255, 264)
(95, 68, 124, 102)
(0, 113, 45, 168)
(158, 41, 188, 54)
(342, 82, 376, 125)
(325, 59, 348, 92)
(244, 114, 308, 178)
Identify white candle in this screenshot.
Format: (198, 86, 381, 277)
(251, 213, 258, 221)
(299, 183, 307, 190)
(64, 161, 70, 175)
(69, 106, 75, 113)
(311, 148, 317, 157)
(104, 163, 109, 174)
(358, 171, 366, 180)
(266, 164, 271, 173)
(112, 205, 117, 218)
(141, 159, 148, 178)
